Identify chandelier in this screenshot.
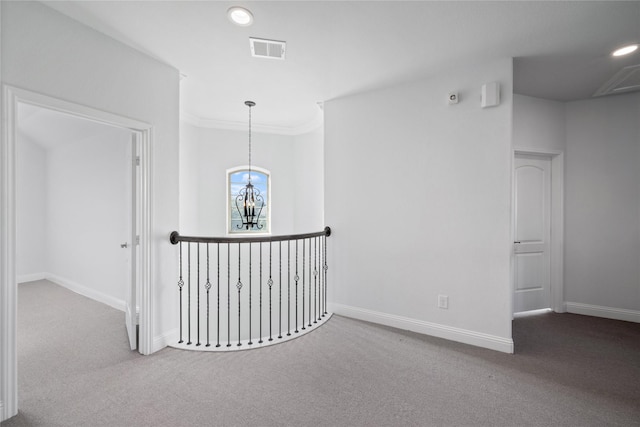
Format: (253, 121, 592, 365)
(235, 101, 264, 230)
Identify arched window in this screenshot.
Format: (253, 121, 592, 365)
(227, 166, 270, 234)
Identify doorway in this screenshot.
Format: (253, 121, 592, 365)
(1, 86, 153, 419)
(16, 103, 138, 349)
(512, 150, 564, 315)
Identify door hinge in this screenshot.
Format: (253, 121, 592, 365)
(136, 235, 140, 245)
(136, 156, 140, 166)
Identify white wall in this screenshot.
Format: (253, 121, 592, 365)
(16, 134, 46, 280)
(324, 58, 514, 352)
(565, 93, 640, 317)
(513, 94, 565, 153)
(179, 122, 200, 234)
(2, 1, 180, 351)
(179, 124, 325, 236)
(293, 126, 325, 233)
(45, 128, 131, 309)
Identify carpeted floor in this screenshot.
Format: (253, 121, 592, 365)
(2, 280, 639, 426)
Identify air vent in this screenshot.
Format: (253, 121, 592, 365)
(593, 64, 640, 97)
(250, 37, 286, 60)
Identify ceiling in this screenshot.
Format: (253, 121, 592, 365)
(41, 1, 640, 132)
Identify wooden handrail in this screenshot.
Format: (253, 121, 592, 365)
(170, 226, 331, 245)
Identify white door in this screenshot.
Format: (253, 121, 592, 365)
(513, 154, 551, 313)
(123, 134, 138, 350)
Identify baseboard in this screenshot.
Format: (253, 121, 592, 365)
(153, 328, 179, 353)
(46, 273, 126, 312)
(330, 303, 514, 354)
(17, 272, 47, 283)
(565, 302, 640, 323)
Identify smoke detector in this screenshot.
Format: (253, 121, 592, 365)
(593, 64, 640, 97)
(250, 38, 286, 60)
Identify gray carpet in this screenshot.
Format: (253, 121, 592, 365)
(2, 280, 639, 426)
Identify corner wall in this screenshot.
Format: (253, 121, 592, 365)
(324, 58, 514, 352)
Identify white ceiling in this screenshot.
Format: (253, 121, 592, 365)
(41, 1, 640, 132)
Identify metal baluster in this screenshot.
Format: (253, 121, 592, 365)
(287, 240, 291, 336)
(308, 238, 312, 327)
(205, 244, 211, 347)
(237, 242, 243, 346)
(216, 243, 221, 347)
(187, 243, 192, 345)
(314, 236, 318, 323)
(278, 241, 282, 339)
(178, 242, 184, 343)
(196, 243, 201, 346)
(248, 242, 252, 345)
(295, 239, 299, 333)
(268, 241, 273, 341)
(227, 243, 231, 347)
(323, 234, 328, 315)
(259, 242, 263, 344)
(302, 239, 306, 330)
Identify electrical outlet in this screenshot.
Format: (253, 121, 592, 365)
(438, 294, 449, 309)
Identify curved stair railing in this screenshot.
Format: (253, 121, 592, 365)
(169, 227, 331, 351)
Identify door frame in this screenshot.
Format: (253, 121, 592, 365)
(1, 85, 154, 420)
(512, 149, 564, 314)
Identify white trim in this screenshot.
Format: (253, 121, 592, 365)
(17, 272, 47, 283)
(130, 127, 153, 356)
(512, 149, 565, 314)
(154, 328, 179, 353)
(513, 308, 553, 318)
(0, 12, 14, 422)
(169, 314, 333, 352)
(330, 303, 514, 354)
(566, 302, 640, 323)
(44, 273, 125, 312)
(1, 84, 19, 422)
(181, 109, 323, 136)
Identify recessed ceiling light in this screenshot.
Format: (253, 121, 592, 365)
(227, 6, 253, 27)
(612, 44, 638, 57)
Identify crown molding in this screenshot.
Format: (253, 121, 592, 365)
(180, 110, 323, 136)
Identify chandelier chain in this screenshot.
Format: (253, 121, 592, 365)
(248, 103, 252, 183)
